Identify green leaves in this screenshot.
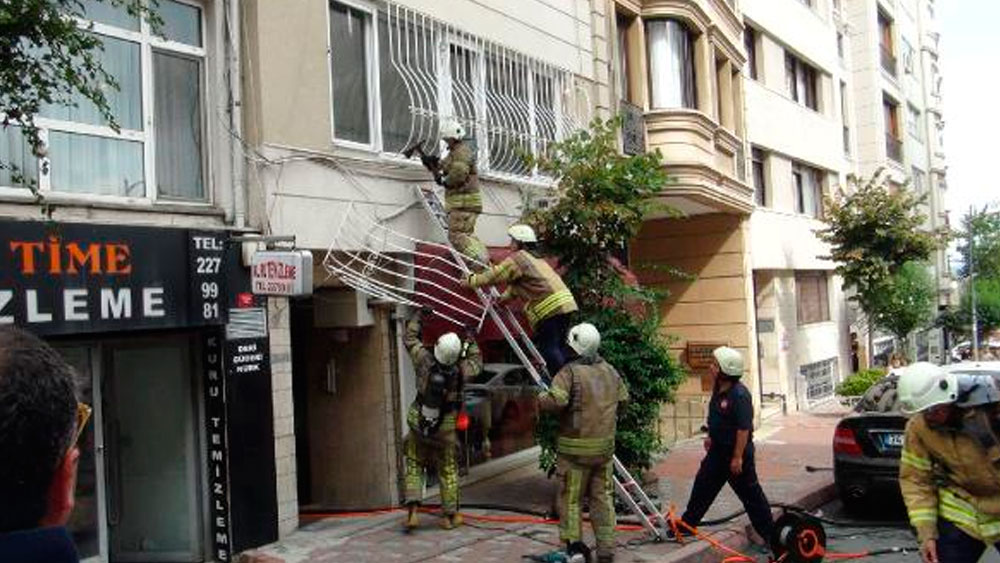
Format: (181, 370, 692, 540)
(868, 261, 937, 341)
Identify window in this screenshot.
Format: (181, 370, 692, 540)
(878, 11, 896, 76)
(617, 14, 632, 101)
(796, 271, 830, 325)
(840, 81, 850, 155)
(752, 148, 767, 206)
(785, 52, 818, 110)
(884, 96, 902, 161)
(377, 13, 435, 154)
(16, 0, 207, 200)
(911, 167, 926, 192)
(330, 2, 373, 145)
(646, 19, 696, 109)
(836, 32, 844, 61)
(745, 26, 758, 80)
(907, 104, 923, 142)
(901, 39, 915, 74)
(797, 0, 813, 6)
(792, 161, 823, 218)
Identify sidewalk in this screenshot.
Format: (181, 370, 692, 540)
(241, 407, 845, 563)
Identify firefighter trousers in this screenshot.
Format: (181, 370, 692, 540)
(447, 209, 488, 269)
(557, 454, 616, 558)
(681, 443, 774, 542)
(404, 430, 460, 515)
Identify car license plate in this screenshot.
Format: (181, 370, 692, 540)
(877, 432, 904, 449)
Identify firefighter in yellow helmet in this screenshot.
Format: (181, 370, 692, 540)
(897, 362, 1000, 563)
(401, 308, 481, 531)
(463, 224, 578, 375)
(537, 323, 629, 563)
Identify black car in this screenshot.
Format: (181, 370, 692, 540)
(833, 362, 1000, 511)
(834, 373, 907, 511)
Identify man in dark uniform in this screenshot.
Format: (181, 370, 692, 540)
(670, 346, 774, 547)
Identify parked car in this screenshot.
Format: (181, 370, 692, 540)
(461, 363, 541, 464)
(833, 362, 1000, 511)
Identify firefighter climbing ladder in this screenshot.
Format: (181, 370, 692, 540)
(413, 185, 671, 541)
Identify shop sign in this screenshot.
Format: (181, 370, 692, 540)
(0, 221, 235, 336)
(203, 331, 233, 562)
(250, 250, 313, 297)
(686, 341, 728, 392)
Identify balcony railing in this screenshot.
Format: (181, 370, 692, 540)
(886, 134, 903, 162)
(880, 45, 897, 77)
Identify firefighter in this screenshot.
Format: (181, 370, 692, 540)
(439, 118, 488, 267)
(898, 362, 1000, 563)
(401, 308, 482, 531)
(462, 224, 578, 375)
(670, 346, 774, 547)
(537, 323, 628, 563)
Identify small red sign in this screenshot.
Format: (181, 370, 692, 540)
(236, 292, 254, 308)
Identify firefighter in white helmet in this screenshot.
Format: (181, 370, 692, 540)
(537, 323, 628, 563)
(898, 362, 1000, 563)
(401, 308, 481, 531)
(463, 224, 578, 375)
(439, 118, 488, 267)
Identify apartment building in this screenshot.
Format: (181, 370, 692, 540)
(741, 0, 853, 411)
(845, 0, 950, 361)
(0, 1, 287, 560)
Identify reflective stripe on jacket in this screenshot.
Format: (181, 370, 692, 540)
(537, 356, 629, 457)
(900, 411, 1000, 544)
(467, 250, 578, 328)
(440, 141, 481, 212)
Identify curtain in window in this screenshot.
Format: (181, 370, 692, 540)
(378, 15, 435, 154)
(50, 132, 144, 196)
(646, 19, 695, 109)
(617, 18, 630, 99)
(154, 51, 204, 200)
(330, 3, 370, 144)
(785, 54, 797, 100)
(0, 127, 37, 188)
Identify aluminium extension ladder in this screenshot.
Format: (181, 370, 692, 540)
(413, 185, 670, 541)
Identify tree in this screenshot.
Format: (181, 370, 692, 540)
(524, 117, 686, 473)
(868, 261, 936, 343)
(957, 207, 1000, 281)
(949, 279, 1000, 342)
(817, 170, 946, 354)
(0, 0, 156, 190)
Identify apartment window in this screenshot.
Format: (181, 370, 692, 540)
(840, 81, 850, 155)
(19, 1, 207, 200)
(745, 26, 758, 80)
(878, 11, 896, 77)
(907, 104, 923, 142)
(796, 271, 831, 325)
(836, 32, 844, 61)
(752, 148, 767, 206)
(901, 38, 915, 74)
(646, 19, 696, 109)
(884, 96, 902, 162)
(617, 15, 632, 101)
(785, 52, 818, 110)
(912, 167, 926, 192)
(792, 161, 823, 218)
(330, 2, 374, 146)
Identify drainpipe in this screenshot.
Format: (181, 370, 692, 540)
(227, 0, 246, 229)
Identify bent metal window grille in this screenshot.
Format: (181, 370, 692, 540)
(329, 0, 588, 180)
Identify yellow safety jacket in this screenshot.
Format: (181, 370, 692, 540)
(537, 356, 629, 458)
(467, 250, 578, 329)
(900, 410, 1000, 544)
(440, 141, 482, 212)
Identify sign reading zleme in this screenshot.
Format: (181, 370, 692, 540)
(250, 250, 313, 297)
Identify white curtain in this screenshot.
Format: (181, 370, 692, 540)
(50, 132, 144, 196)
(330, 2, 371, 144)
(646, 20, 695, 109)
(154, 52, 204, 200)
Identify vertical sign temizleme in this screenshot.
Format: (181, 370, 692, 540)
(204, 330, 232, 561)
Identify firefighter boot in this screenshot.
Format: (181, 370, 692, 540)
(403, 504, 420, 531)
(440, 512, 464, 530)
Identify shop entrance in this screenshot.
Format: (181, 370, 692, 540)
(57, 337, 205, 563)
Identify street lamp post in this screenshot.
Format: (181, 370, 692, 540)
(969, 205, 980, 361)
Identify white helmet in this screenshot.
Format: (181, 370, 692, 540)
(713, 346, 744, 378)
(434, 332, 462, 366)
(567, 323, 600, 358)
(507, 224, 537, 244)
(439, 118, 466, 140)
(955, 374, 1000, 408)
(897, 362, 959, 414)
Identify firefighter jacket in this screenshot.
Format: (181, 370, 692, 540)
(440, 141, 481, 212)
(402, 314, 482, 439)
(900, 408, 1000, 544)
(466, 250, 578, 329)
(537, 355, 629, 458)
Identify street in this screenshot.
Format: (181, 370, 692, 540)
(816, 498, 1000, 563)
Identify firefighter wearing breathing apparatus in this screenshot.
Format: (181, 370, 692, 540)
(463, 224, 579, 376)
(898, 362, 1000, 563)
(401, 308, 482, 531)
(537, 323, 629, 563)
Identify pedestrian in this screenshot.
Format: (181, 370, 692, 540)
(463, 224, 579, 375)
(669, 346, 774, 548)
(401, 308, 481, 531)
(897, 362, 1000, 563)
(0, 326, 88, 562)
(537, 323, 628, 563)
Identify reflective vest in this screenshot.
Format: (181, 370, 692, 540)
(467, 250, 578, 328)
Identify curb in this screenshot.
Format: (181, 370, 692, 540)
(653, 480, 838, 563)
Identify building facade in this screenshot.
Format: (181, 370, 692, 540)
(0, 0, 287, 561)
